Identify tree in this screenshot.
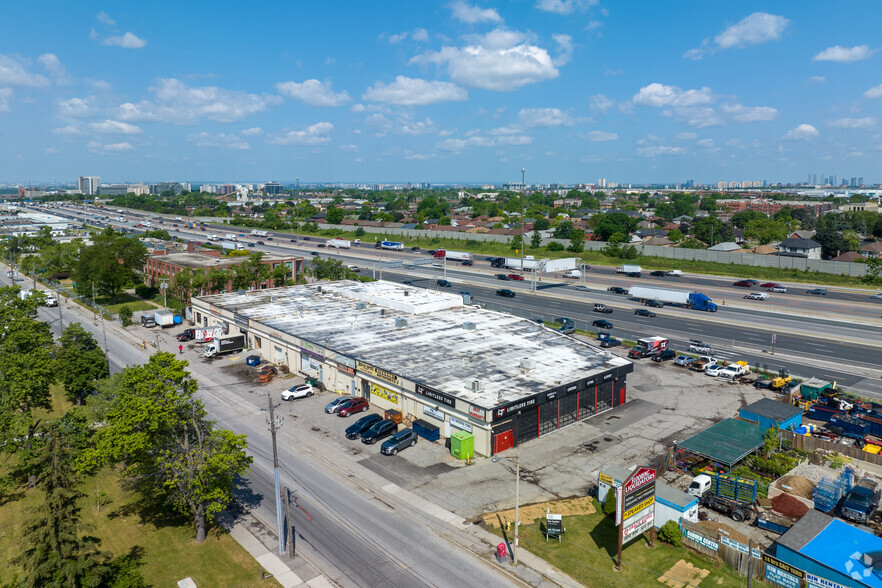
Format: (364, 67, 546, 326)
(548, 241, 564, 252)
(15, 413, 113, 586)
(691, 216, 732, 246)
(667, 228, 684, 243)
(590, 213, 637, 241)
(0, 287, 56, 467)
(532, 217, 550, 231)
(602, 487, 617, 516)
(568, 229, 585, 253)
(325, 206, 345, 225)
(72, 230, 148, 301)
(354, 227, 366, 237)
(271, 263, 294, 287)
(744, 218, 790, 245)
(552, 221, 573, 239)
(55, 323, 108, 406)
(82, 354, 252, 542)
(679, 237, 708, 249)
(509, 234, 522, 251)
(119, 304, 133, 326)
(530, 230, 542, 249)
(310, 257, 350, 280)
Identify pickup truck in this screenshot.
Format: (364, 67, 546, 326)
(719, 363, 749, 379)
(840, 478, 880, 524)
(700, 492, 754, 522)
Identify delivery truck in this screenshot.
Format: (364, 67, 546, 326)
(628, 286, 718, 312)
(616, 264, 642, 274)
(222, 241, 245, 251)
(433, 249, 473, 262)
(207, 234, 219, 241)
(326, 238, 352, 249)
(490, 256, 541, 271)
(224, 233, 238, 241)
(250, 229, 268, 237)
(204, 334, 246, 358)
(154, 309, 175, 328)
(377, 241, 404, 251)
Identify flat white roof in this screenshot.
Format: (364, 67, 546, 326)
(196, 280, 631, 409)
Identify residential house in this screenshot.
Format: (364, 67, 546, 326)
(642, 236, 674, 246)
(707, 242, 743, 252)
(635, 228, 667, 239)
(831, 251, 864, 262)
(860, 241, 882, 258)
(788, 229, 817, 240)
(776, 237, 822, 259)
(750, 244, 779, 255)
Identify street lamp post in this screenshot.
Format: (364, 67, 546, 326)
(520, 168, 526, 274)
(492, 453, 520, 565)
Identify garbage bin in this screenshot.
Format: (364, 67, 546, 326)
(246, 355, 261, 367)
(385, 409, 402, 424)
(450, 430, 474, 460)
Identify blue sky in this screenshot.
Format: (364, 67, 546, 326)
(2, 1, 881, 186)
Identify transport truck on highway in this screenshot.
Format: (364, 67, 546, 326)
(207, 234, 219, 241)
(224, 233, 238, 241)
(616, 264, 642, 274)
(221, 241, 245, 251)
(250, 229, 268, 237)
(204, 334, 246, 358)
(376, 241, 404, 251)
(326, 238, 352, 249)
(490, 256, 541, 271)
(628, 286, 718, 312)
(433, 249, 473, 262)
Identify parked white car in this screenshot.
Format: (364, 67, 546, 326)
(705, 364, 726, 377)
(719, 364, 748, 379)
(281, 383, 314, 401)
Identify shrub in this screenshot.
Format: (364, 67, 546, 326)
(134, 284, 159, 299)
(548, 241, 565, 252)
(658, 520, 683, 547)
(118, 305, 133, 326)
(602, 487, 617, 516)
(354, 227, 366, 237)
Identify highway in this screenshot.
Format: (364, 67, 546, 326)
(32, 204, 882, 398)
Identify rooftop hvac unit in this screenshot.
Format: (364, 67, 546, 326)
(404, 290, 410, 296)
(395, 318, 407, 329)
(463, 321, 476, 330)
(470, 379, 483, 392)
(519, 358, 536, 371)
(317, 286, 323, 293)
(355, 302, 366, 310)
(380, 309, 386, 316)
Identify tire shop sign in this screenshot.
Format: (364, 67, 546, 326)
(619, 466, 656, 543)
(415, 383, 455, 407)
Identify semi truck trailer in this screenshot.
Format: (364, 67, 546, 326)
(628, 286, 718, 312)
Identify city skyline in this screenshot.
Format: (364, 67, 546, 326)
(2, 2, 881, 185)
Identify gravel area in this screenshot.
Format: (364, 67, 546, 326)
(787, 460, 852, 485)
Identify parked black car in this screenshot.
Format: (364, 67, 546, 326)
(176, 328, 196, 342)
(380, 429, 418, 455)
(345, 414, 383, 440)
(496, 289, 516, 298)
(651, 348, 677, 362)
(361, 420, 398, 444)
(806, 288, 828, 296)
(600, 338, 622, 348)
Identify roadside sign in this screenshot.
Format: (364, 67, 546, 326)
(617, 466, 657, 564)
(545, 513, 562, 541)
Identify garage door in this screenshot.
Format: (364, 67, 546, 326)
(517, 410, 538, 445)
(560, 393, 579, 428)
(579, 386, 597, 421)
(597, 380, 614, 414)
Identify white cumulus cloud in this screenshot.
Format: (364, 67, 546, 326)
(633, 83, 715, 107)
(97, 11, 116, 26)
(114, 78, 280, 124)
(411, 28, 561, 91)
(0, 87, 12, 112)
(362, 76, 467, 106)
(805, 75, 827, 85)
(813, 45, 876, 63)
(276, 79, 350, 107)
(720, 103, 778, 122)
(240, 127, 263, 136)
(187, 131, 250, 150)
(518, 107, 579, 127)
(585, 130, 617, 142)
(437, 126, 532, 150)
(535, 0, 596, 15)
(589, 94, 614, 113)
(0, 54, 50, 87)
(637, 145, 687, 157)
(784, 123, 819, 141)
(89, 119, 142, 134)
(88, 140, 135, 152)
(53, 125, 81, 135)
(102, 32, 147, 49)
(865, 84, 882, 99)
(686, 12, 788, 59)
(826, 117, 875, 129)
(37, 53, 69, 83)
(267, 122, 334, 146)
(451, 1, 503, 24)
(57, 96, 97, 118)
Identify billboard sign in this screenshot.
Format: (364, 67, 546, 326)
(618, 466, 656, 544)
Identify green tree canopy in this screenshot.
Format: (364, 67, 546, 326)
(55, 323, 108, 406)
(325, 205, 345, 224)
(590, 213, 637, 241)
(81, 353, 252, 542)
(72, 228, 148, 300)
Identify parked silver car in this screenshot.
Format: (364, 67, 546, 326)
(324, 395, 355, 414)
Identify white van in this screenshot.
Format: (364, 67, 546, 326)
(666, 270, 683, 277)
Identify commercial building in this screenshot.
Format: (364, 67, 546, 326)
(738, 398, 802, 432)
(774, 509, 882, 587)
(718, 199, 834, 216)
(145, 246, 303, 295)
(190, 281, 633, 456)
(78, 176, 100, 195)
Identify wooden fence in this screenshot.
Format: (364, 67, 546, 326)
(780, 430, 882, 466)
(680, 520, 765, 582)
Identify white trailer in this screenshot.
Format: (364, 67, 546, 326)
(616, 264, 642, 274)
(221, 241, 244, 251)
(225, 233, 238, 241)
(494, 257, 541, 271)
(436, 249, 472, 262)
(629, 286, 690, 305)
(327, 238, 351, 249)
(250, 229, 268, 237)
(544, 257, 580, 273)
(207, 234, 219, 241)
(379, 241, 404, 251)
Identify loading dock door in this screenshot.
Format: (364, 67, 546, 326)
(517, 409, 539, 445)
(597, 380, 614, 414)
(579, 386, 597, 421)
(560, 393, 578, 428)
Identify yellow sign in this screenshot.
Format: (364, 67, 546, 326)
(623, 497, 655, 520)
(370, 383, 399, 405)
(599, 473, 615, 486)
(357, 361, 399, 385)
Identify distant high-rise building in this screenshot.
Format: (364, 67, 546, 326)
(78, 176, 100, 195)
(598, 178, 606, 188)
(858, 177, 864, 186)
(264, 181, 282, 195)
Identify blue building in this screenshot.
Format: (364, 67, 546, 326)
(775, 510, 882, 587)
(739, 398, 802, 432)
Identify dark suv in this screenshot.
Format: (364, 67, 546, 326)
(608, 286, 628, 295)
(176, 328, 196, 342)
(437, 279, 452, 287)
(496, 289, 516, 298)
(362, 420, 398, 445)
(380, 429, 418, 455)
(651, 348, 677, 362)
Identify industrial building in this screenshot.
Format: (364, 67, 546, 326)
(190, 280, 633, 456)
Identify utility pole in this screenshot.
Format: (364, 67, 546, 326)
(266, 393, 285, 555)
(57, 295, 64, 335)
(520, 168, 526, 274)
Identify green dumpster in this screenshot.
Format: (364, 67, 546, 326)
(450, 431, 474, 460)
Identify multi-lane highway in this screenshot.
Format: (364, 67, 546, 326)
(30, 204, 882, 398)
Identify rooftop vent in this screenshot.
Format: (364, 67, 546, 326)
(404, 290, 410, 296)
(519, 358, 536, 371)
(380, 309, 387, 317)
(355, 302, 366, 310)
(395, 318, 408, 329)
(463, 321, 476, 330)
(237, 289, 245, 295)
(470, 379, 483, 392)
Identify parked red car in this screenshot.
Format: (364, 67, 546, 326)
(508, 274, 525, 281)
(337, 397, 370, 417)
